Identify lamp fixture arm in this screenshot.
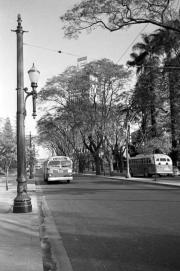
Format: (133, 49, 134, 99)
(24, 87, 37, 118)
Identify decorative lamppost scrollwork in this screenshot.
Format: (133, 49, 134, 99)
(24, 63, 40, 118)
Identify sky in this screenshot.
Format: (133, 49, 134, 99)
(0, 0, 157, 157)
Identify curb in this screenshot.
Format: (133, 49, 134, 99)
(37, 184, 73, 271)
(81, 173, 180, 188)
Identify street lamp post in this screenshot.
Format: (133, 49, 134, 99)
(12, 14, 40, 213)
(126, 121, 131, 178)
(29, 132, 34, 179)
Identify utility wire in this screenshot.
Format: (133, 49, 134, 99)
(24, 22, 155, 67)
(23, 42, 83, 58)
(116, 24, 149, 64)
(24, 23, 149, 66)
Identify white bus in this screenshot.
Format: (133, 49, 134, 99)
(129, 154, 173, 177)
(43, 156, 73, 183)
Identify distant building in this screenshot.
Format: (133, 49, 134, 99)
(77, 56, 87, 69)
(70, 57, 100, 103)
(69, 57, 88, 102)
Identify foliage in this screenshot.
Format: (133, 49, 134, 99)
(37, 112, 80, 157)
(127, 25, 180, 165)
(25, 134, 37, 171)
(136, 134, 171, 155)
(60, 0, 180, 167)
(60, 0, 179, 39)
(0, 118, 16, 171)
(37, 58, 132, 174)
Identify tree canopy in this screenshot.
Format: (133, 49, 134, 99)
(0, 118, 16, 172)
(127, 24, 180, 163)
(37, 58, 132, 174)
(60, 0, 180, 39)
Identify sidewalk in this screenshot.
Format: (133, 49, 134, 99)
(0, 174, 43, 271)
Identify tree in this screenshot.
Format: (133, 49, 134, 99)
(37, 113, 75, 157)
(76, 59, 131, 174)
(60, 0, 180, 39)
(126, 27, 180, 160)
(149, 26, 180, 165)
(37, 59, 132, 175)
(127, 33, 161, 136)
(0, 118, 16, 189)
(25, 134, 37, 179)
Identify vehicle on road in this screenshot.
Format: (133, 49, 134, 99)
(43, 156, 73, 183)
(129, 154, 173, 177)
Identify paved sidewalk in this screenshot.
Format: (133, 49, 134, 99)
(0, 174, 43, 271)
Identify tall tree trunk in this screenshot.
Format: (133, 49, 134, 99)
(150, 102, 157, 136)
(94, 155, 101, 175)
(169, 72, 178, 165)
(149, 73, 157, 136)
(108, 159, 114, 176)
(6, 167, 9, 191)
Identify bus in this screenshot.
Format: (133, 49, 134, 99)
(129, 154, 173, 177)
(43, 156, 73, 183)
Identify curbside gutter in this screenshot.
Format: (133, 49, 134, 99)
(81, 173, 180, 188)
(37, 185, 73, 271)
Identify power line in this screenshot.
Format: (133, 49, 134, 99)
(24, 23, 151, 66)
(116, 24, 149, 64)
(23, 42, 83, 58)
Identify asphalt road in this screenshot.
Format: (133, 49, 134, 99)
(36, 173, 180, 271)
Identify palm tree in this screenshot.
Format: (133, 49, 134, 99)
(127, 34, 160, 138)
(151, 21, 180, 165)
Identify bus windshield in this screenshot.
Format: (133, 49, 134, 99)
(48, 160, 61, 166)
(61, 161, 71, 167)
(48, 160, 72, 167)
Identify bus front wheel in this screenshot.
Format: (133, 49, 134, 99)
(67, 180, 70, 184)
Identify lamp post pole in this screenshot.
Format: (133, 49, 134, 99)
(12, 14, 32, 213)
(126, 122, 131, 178)
(29, 132, 34, 179)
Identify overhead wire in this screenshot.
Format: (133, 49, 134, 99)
(116, 24, 149, 64)
(24, 23, 153, 67)
(23, 42, 83, 58)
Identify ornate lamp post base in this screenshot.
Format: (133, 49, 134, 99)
(13, 192, 32, 213)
